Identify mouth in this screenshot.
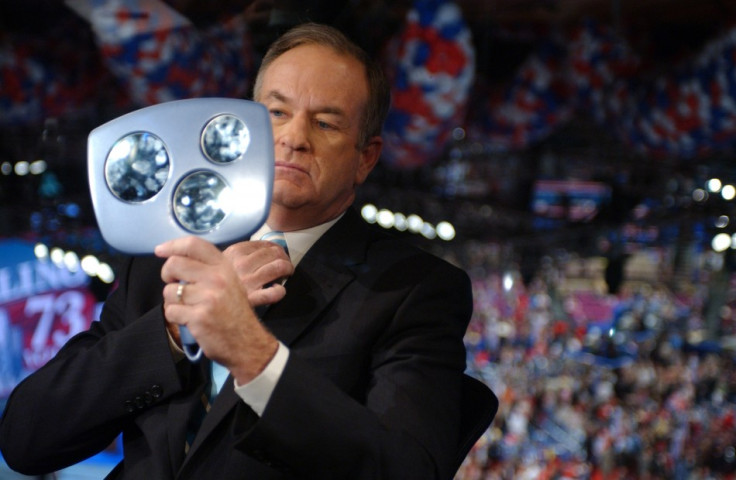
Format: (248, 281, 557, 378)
(274, 161, 308, 174)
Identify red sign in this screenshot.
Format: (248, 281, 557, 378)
(0, 240, 98, 399)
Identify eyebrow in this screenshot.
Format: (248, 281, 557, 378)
(263, 90, 349, 120)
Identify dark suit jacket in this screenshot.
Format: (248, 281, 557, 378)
(0, 208, 472, 479)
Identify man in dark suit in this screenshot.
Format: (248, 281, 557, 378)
(0, 23, 473, 480)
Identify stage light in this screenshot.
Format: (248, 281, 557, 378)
(105, 132, 170, 202)
(29, 160, 47, 175)
(14, 161, 29, 176)
(80, 255, 100, 276)
(359, 204, 456, 241)
(34, 243, 49, 260)
(707, 178, 722, 192)
(436, 221, 456, 240)
(712, 233, 731, 252)
(96, 262, 115, 284)
(407, 214, 424, 233)
(394, 212, 408, 231)
(201, 114, 250, 164)
(722, 184, 736, 200)
(503, 272, 514, 291)
(361, 204, 377, 223)
(50, 247, 64, 266)
(376, 209, 394, 229)
(173, 171, 231, 233)
(88, 98, 274, 254)
(420, 222, 437, 239)
(63, 251, 80, 272)
(692, 188, 707, 202)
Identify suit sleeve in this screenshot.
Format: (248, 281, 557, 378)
(0, 256, 185, 475)
(232, 257, 472, 480)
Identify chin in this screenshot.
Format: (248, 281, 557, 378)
(271, 192, 311, 211)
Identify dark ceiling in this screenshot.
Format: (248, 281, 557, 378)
(1, 0, 736, 260)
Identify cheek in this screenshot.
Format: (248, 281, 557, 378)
(316, 154, 359, 185)
(303, 140, 362, 193)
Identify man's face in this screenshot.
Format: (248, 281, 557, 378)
(256, 43, 382, 231)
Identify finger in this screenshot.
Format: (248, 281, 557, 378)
(155, 236, 222, 264)
(163, 303, 187, 326)
(223, 240, 289, 262)
(254, 259, 294, 284)
(226, 241, 292, 271)
(254, 240, 291, 260)
(161, 253, 213, 284)
(224, 241, 293, 287)
(160, 255, 202, 284)
(228, 257, 292, 295)
(163, 282, 189, 308)
(248, 283, 287, 308)
(158, 241, 224, 285)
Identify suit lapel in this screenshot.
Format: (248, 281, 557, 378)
(184, 374, 238, 449)
(264, 208, 369, 346)
(168, 359, 210, 474)
(178, 367, 245, 473)
(262, 251, 354, 346)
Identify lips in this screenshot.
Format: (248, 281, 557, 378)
(274, 161, 308, 174)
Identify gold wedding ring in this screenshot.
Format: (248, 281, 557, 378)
(176, 282, 185, 303)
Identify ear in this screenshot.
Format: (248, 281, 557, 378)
(354, 136, 383, 186)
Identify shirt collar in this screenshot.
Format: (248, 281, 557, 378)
(251, 213, 343, 267)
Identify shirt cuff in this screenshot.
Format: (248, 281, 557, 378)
(234, 341, 289, 416)
(167, 328, 186, 363)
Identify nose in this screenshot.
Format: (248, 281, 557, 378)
(276, 112, 310, 152)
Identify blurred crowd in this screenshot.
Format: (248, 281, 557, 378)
(455, 243, 736, 479)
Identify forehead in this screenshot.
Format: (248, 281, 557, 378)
(260, 44, 369, 110)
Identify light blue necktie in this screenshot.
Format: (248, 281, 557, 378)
(210, 361, 229, 397)
(209, 231, 288, 397)
(187, 232, 289, 452)
(260, 230, 289, 256)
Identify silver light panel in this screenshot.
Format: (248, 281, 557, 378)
(88, 98, 274, 254)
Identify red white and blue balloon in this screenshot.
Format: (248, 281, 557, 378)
(382, 0, 475, 169)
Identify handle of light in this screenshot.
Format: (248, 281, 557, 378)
(180, 324, 203, 362)
(178, 280, 203, 362)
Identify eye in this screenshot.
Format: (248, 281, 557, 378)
(316, 120, 334, 130)
(269, 109, 286, 118)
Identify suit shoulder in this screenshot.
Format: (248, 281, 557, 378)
(364, 224, 469, 281)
